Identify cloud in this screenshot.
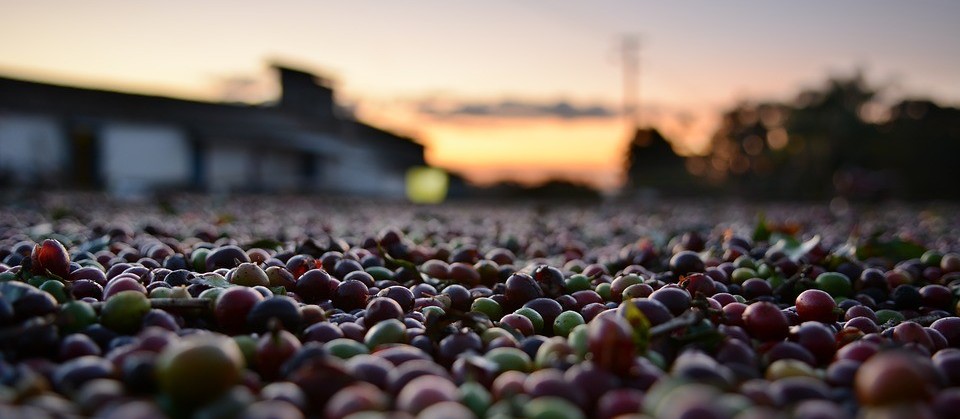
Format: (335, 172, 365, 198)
(417, 99, 620, 120)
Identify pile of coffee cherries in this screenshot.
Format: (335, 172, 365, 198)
(0, 195, 958, 418)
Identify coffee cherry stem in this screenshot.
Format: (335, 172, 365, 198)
(649, 309, 704, 338)
(879, 312, 950, 330)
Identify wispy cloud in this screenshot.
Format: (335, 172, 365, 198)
(416, 99, 620, 120)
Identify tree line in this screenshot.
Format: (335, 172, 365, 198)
(626, 72, 960, 201)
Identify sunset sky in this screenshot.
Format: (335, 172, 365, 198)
(2, 1, 958, 190)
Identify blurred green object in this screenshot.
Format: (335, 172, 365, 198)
(406, 166, 448, 204)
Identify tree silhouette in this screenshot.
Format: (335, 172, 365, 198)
(873, 100, 960, 199)
(697, 71, 960, 200)
(623, 128, 701, 196)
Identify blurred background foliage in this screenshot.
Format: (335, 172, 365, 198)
(625, 72, 960, 201)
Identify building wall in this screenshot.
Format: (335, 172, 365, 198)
(0, 112, 422, 199)
(0, 113, 66, 183)
(100, 123, 191, 194)
(319, 144, 406, 198)
(259, 150, 302, 192)
(205, 144, 252, 193)
(204, 146, 315, 193)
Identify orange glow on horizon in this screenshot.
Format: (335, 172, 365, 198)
(355, 102, 634, 191)
(423, 121, 627, 191)
(423, 118, 628, 166)
(355, 98, 719, 191)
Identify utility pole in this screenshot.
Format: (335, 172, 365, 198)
(621, 35, 640, 129)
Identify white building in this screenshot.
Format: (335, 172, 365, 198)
(0, 65, 425, 198)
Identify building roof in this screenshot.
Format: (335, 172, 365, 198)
(0, 71, 423, 157)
